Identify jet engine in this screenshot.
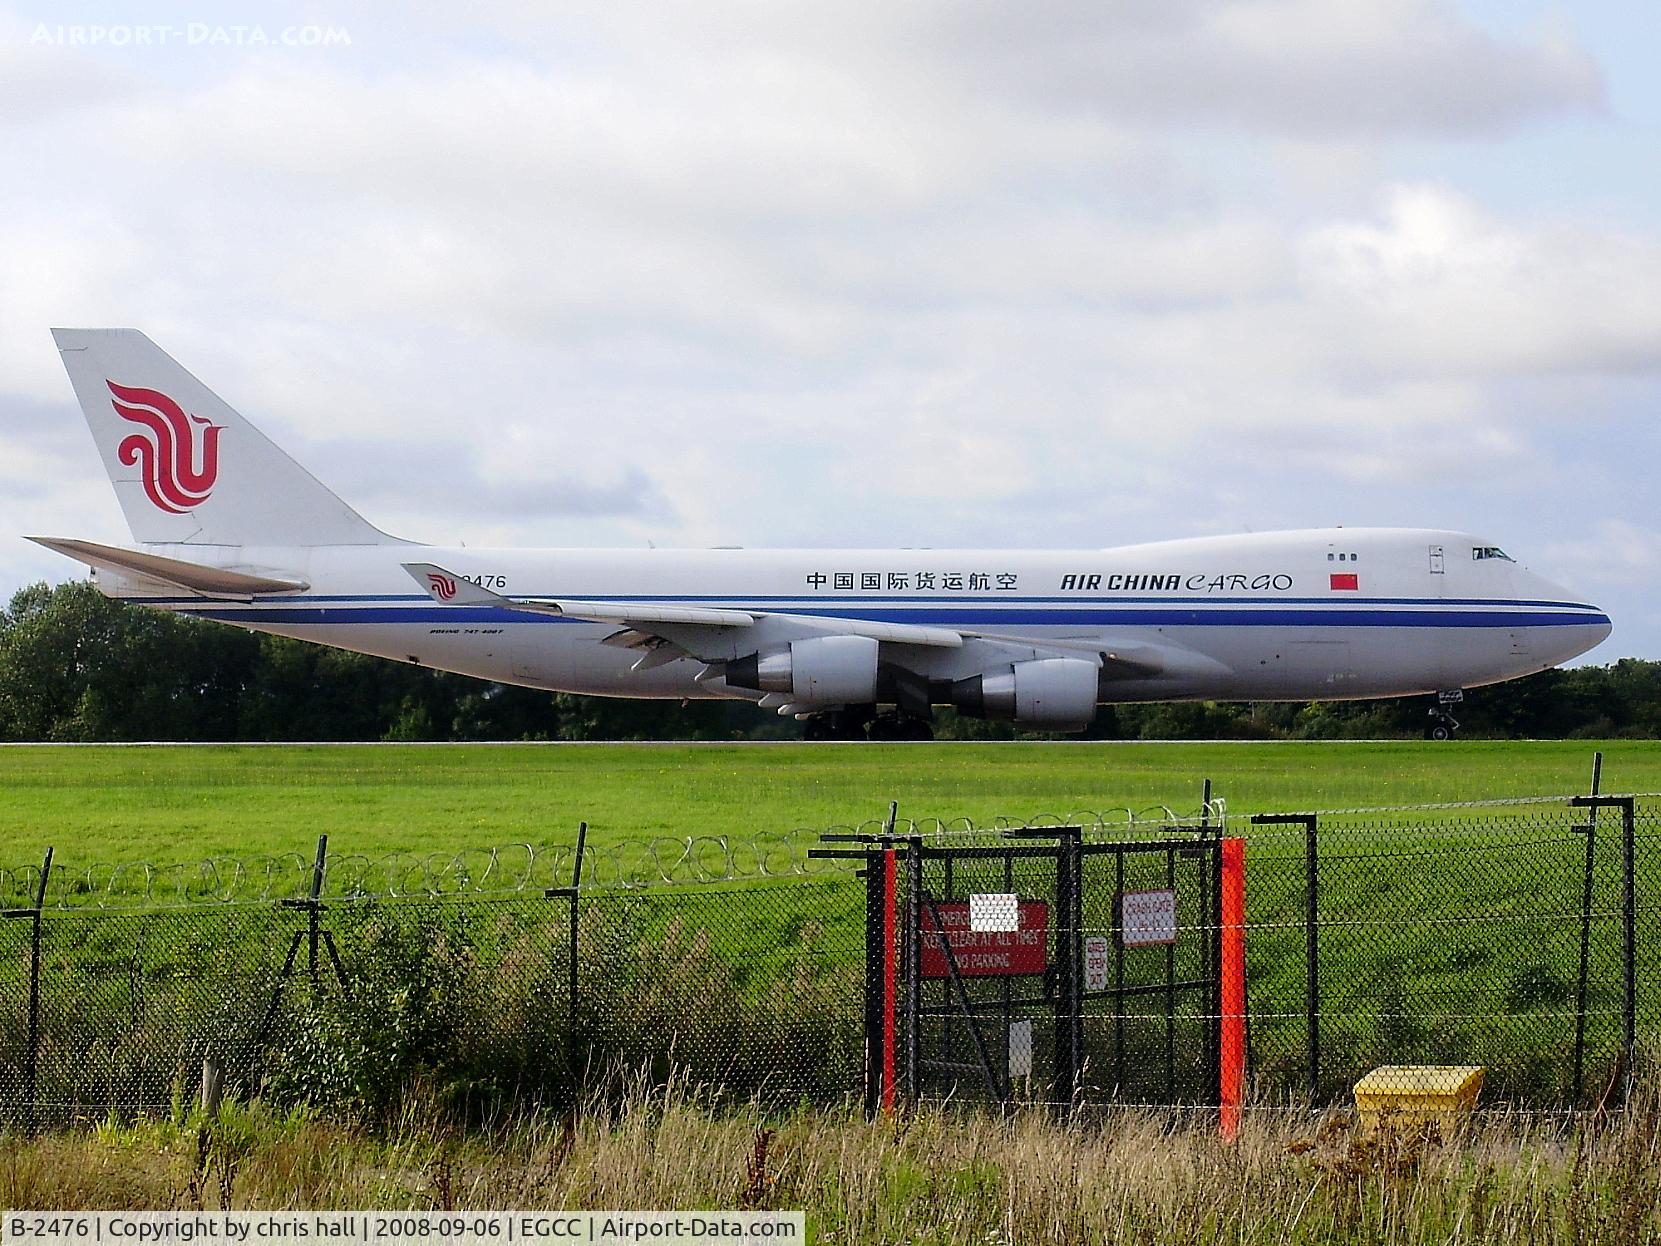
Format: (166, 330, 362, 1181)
(724, 635, 880, 705)
(952, 657, 1099, 731)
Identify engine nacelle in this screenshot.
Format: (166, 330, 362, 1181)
(952, 657, 1099, 731)
(724, 635, 880, 705)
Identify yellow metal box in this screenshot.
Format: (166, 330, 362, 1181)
(1354, 1065, 1484, 1134)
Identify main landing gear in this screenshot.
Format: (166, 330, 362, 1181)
(1426, 690, 1464, 741)
(801, 705, 934, 741)
(867, 712, 934, 741)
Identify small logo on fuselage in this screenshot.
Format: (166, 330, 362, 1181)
(427, 572, 459, 601)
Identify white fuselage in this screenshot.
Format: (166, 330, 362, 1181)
(103, 527, 1610, 706)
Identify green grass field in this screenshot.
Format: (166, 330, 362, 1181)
(4, 739, 1658, 869)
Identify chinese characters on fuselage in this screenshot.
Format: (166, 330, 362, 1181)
(804, 571, 1021, 592)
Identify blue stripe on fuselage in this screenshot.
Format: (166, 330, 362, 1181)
(176, 602, 1611, 629)
(136, 592, 1606, 611)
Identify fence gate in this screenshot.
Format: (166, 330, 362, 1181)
(1077, 835, 1224, 1105)
(819, 827, 1224, 1112)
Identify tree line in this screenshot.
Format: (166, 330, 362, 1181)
(2, 580, 1657, 742)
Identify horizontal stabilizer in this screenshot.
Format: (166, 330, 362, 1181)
(28, 536, 309, 597)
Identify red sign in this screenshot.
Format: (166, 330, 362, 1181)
(919, 900, 1049, 978)
(1329, 573, 1359, 591)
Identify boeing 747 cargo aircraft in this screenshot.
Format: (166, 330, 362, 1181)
(30, 329, 1611, 739)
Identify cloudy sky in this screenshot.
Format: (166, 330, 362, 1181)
(3, 1, 1658, 659)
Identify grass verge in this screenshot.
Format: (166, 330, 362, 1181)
(4, 739, 1659, 867)
(4, 1070, 1659, 1245)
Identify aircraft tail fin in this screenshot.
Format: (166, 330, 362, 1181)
(52, 328, 401, 547)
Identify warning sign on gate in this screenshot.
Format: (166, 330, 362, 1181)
(919, 900, 1048, 977)
(1084, 935, 1111, 991)
(1117, 888, 1178, 947)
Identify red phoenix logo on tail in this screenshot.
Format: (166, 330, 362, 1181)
(428, 572, 459, 601)
(107, 380, 222, 514)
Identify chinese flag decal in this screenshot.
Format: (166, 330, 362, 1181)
(1330, 573, 1359, 591)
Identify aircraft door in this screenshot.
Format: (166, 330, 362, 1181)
(1424, 544, 1453, 684)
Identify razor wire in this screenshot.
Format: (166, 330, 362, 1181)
(0, 828, 859, 910)
(2, 791, 1648, 911)
(0, 805, 1227, 910)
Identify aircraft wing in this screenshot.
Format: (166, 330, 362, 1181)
(398, 563, 1219, 685)
(29, 536, 310, 598)
(401, 562, 965, 648)
(400, 561, 1225, 702)
(402, 562, 755, 627)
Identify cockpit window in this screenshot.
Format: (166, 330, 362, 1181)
(1472, 546, 1514, 562)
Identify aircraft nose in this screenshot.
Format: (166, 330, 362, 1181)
(1532, 570, 1612, 658)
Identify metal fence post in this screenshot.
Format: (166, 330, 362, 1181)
(1571, 793, 1637, 1103)
(904, 834, 923, 1104)
(544, 821, 588, 1095)
(1059, 828, 1084, 1107)
(862, 845, 883, 1119)
(1219, 837, 1246, 1140)
(13, 848, 53, 1134)
(1304, 818, 1319, 1107)
(569, 821, 586, 1048)
(1621, 798, 1636, 1099)
(1571, 753, 1602, 1101)
(307, 835, 327, 985)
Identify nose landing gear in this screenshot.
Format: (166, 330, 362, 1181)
(1426, 689, 1463, 740)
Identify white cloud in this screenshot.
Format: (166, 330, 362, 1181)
(1544, 520, 1661, 588)
(1299, 184, 1661, 380)
(480, 0, 1604, 139)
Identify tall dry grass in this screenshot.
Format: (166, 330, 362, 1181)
(3, 1071, 1659, 1244)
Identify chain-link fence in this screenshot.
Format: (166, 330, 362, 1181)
(1238, 795, 1655, 1109)
(1, 792, 1657, 1127)
(0, 835, 866, 1128)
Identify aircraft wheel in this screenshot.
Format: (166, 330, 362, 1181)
(867, 713, 906, 741)
(804, 707, 876, 740)
(867, 713, 933, 741)
(1427, 723, 1454, 741)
